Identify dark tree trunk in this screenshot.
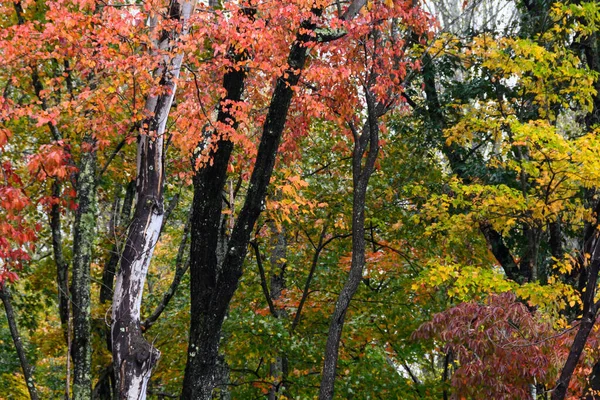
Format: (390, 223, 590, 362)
(182, 16, 316, 400)
(71, 134, 98, 400)
(319, 93, 381, 400)
(181, 2, 369, 396)
(266, 226, 288, 399)
(552, 238, 600, 400)
(0, 283, 39, 400)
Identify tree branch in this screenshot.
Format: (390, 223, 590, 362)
(250, 241, 277, 318)
(0, 283, 40, 400)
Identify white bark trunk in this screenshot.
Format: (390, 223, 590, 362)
(111, 1, 196, 398)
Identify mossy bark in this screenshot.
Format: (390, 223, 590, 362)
(71, 133, 98, 400)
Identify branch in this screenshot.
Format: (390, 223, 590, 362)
(50, 180, 69, 333)
(479, 221, 521, 281)
(142, 211, 191, 330)
(0, 283, 40, 400)
(341, 0, 367, 20)
(99, 180, 135, 304)
(250, 241, 277, 318)
(291, 223, 344, 332)
(97, 138, 126, 179)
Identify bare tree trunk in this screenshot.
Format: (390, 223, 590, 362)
(110, 1, 196, 398)
(0, 283, 39, 400)
(319, 93, 381, 400)
(71, 133, 98, 400)
(95, 180, 135, 400)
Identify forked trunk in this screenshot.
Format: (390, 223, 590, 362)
(319, 93, 381, 400)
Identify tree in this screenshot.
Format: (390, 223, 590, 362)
(6, 1, 600, 399)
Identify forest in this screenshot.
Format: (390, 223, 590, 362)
(1, 0, 600, 398)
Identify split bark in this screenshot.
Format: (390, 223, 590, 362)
(110, 1, 196, 398)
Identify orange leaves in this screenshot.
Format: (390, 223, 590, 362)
(0, 128, 11, 148)
(35, 109, 60, 127)
(0, 186, 29, 212)
(27, 141, 74, 180)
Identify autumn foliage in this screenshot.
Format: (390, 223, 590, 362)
(1, 0, 600, 399)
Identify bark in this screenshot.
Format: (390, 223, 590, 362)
(0, 283, 39, 400)
(71, 133, 98, 400)
(96, 181, 135, 400)
(111, 1, 196, 398)
(479, 221, 521, 281)
(50, 180, 70, 335)
(182, 15, 317, 400)
(319, 93, 381, 400)
(182, 3, 369, 396)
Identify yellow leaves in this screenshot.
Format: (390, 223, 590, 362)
(265, 168, 318, 227)
(413, 260, 514, 302)
(444, 101, 505, 148)
(450, 33, 598, 120)
(0, 373, 30, 399)
(440, 114, 600, 239)
(552, 254, 577, 275)
(515, 281, 579, 323)
(429, 33, 463, 60)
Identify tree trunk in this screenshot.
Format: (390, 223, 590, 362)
(71, 133, 98, 400)
(552, 236, 600, 400)
(181, 2, 368, 396)
(268, 226, 287, 399)
(111, 1, 196, 398)
(50, 179, 69, 337)
(182, 16, 316, 400)
(95, 180, 135, 400)
(319, 93, 380, 400)
(0, 283, 40, 400)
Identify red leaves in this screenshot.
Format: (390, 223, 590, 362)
(27, 141, 74, 180)
(414, 293, 555, 398)
(414, 293, 600, 398)
(0, 162, 37, 284)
